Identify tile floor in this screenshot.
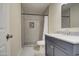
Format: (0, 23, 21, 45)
(20, 44, 45, 56)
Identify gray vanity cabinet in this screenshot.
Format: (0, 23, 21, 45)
(45, 35, 79, 56)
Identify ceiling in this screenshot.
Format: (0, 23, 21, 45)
(62, 3, 78, 11)
(21, 3, 50, 15)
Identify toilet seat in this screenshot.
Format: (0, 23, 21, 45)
(37, 40, 45, 45)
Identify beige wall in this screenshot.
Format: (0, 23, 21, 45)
(48, 3, 61, 34)
(22, 15, 44, 44)
(70, 4, 79, 27)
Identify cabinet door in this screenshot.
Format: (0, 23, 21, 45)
(47, 44, 54, 56)
(54, 47, 67, 56)
(46, 40, 54, 56)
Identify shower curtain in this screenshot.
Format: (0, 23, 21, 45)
(43, 16, 48, 40)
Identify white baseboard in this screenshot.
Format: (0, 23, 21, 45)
(17, 47, 23, 56)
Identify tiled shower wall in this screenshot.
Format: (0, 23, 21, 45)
(21, 15, 44, 45)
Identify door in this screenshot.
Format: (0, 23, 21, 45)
(46, 40, 54, 56)
(0, 4, 10, 56)
(0, 4, 21, 56)
(8, 4, 21, 56)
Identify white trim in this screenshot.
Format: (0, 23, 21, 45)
(17, 47, 23, 56)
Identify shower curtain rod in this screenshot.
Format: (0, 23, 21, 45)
(21, 13, 48, 16)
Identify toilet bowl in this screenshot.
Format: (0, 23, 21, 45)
(34, 40, 45, 55)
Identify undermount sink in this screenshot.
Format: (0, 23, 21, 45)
(56, 31, 79, 36)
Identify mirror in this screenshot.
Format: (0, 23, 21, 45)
(61, 3, 79, 28)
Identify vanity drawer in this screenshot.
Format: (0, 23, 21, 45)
(53, 37, 73, 55)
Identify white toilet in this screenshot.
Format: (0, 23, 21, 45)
(34, 40, 45, 56)
(37, 40, 45, 46)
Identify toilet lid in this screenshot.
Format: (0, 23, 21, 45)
(37, 41, 45, 45)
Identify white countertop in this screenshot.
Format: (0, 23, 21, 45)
(45, 33, 79, 44)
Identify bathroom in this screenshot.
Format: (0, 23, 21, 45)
(0, 3, 79, 56)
